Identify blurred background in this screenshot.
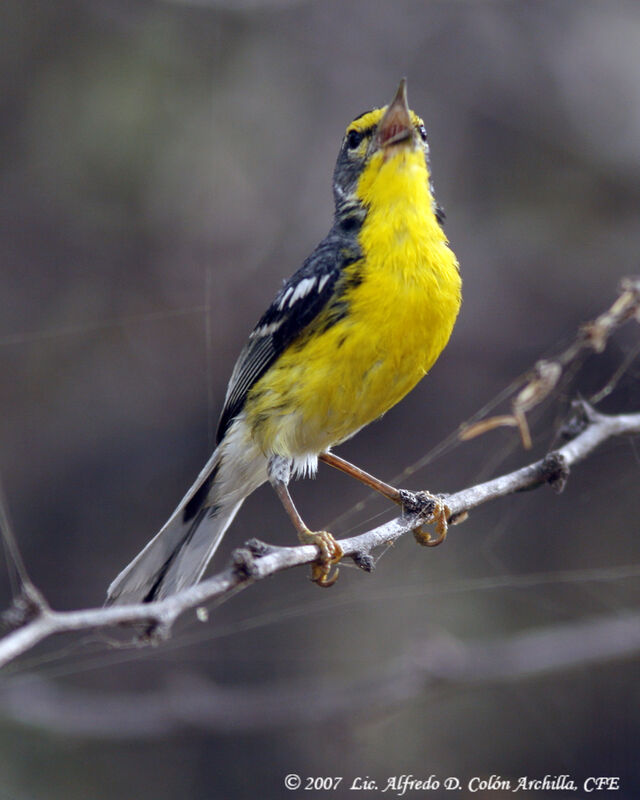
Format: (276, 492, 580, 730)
(1, 0, 640, 797)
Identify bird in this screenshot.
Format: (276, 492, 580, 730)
(107, 79, 462, 605)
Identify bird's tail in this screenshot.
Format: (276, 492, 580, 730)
(106, 434, 263, 605)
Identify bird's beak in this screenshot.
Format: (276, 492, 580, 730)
(376, 78, 414, 152)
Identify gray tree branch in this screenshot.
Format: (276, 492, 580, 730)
(1, 401, 639, 670)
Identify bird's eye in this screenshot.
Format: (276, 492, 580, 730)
(346, 130, 364, 150)
(418, 125, 428, 142)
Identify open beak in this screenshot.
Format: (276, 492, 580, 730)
(376, 78, 414, 151)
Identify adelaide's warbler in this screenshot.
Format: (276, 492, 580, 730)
(108, 79, 461, 603)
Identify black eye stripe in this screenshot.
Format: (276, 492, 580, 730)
(345, 124, 376, 150)
(347, 130, 363, 149)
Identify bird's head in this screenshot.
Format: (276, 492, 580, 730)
(332, 79, 438, 230)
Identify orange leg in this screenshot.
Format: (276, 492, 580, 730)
(270, 460, 343, 587)
(319, 452, 403, 503)
(319, 451, 450, 546)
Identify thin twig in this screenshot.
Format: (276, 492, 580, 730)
(0, 479, 49, 622)
(461, 276, 640, 447)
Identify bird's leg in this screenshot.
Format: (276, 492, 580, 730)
(319, 451, 450, 546)
(268, 456, 343, 587)
(319, 452, 402, 502)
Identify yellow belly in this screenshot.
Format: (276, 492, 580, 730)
(247, 252, 460, 458)
(245, 148, 462, 459)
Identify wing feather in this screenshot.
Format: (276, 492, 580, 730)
(216, 235, 352, 443)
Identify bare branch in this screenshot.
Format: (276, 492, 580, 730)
(1, 611, 639, 736)
(461, 276, 640, 446)
(1, 401, 638, 670)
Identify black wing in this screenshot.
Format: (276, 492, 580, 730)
(216, 235, 350, 444)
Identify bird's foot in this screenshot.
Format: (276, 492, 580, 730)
(298, 529, 344, 587)
(398, 489, 451, 547)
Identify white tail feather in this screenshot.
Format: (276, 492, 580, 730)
(107, 417, 267, 605)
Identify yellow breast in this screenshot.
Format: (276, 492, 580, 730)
(247, 147, 461, 459)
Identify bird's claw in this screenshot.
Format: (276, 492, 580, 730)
(399, 490, 451, 547)
(298, 529, 343, 587)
